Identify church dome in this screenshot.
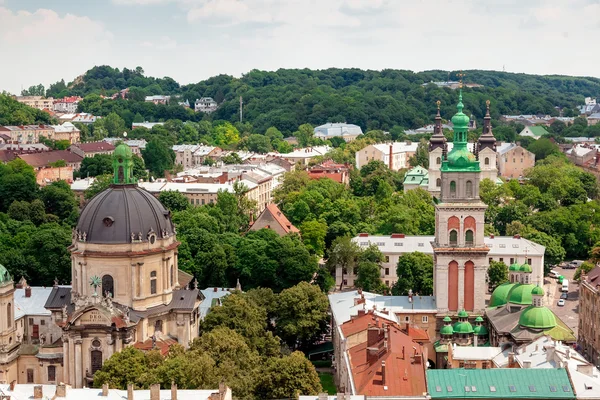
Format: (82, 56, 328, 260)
(75, 143, 174, 244)
(519, 306, 556, 330)
(519, 263, 532, 273)
(508, 263, 521, 272)
(508, 284, 536, 305)
(473, 324, 489, 336)
(531, 286, 544, 296)
(489, 282, 517, 307)
(76, 185, 174, 244)
(446, 147, 477, 167)
(0, 264, 11, 284)
(441, 324, 454, 335)
(457, 309, 469, 318)
(453, 321, 474, 334)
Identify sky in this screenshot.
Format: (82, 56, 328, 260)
(1, 0, 599, 95)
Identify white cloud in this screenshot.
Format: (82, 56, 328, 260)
(187, 0, 273, 25)
(140, 36, 178, 49)
(0, 7, 113, 94)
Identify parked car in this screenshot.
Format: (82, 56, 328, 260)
(557, 299, 566, 307)
(564, 260, 584, 269)
(560, 293, 568, 300)
(549, 270, 560, 279)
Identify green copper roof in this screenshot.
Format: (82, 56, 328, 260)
(112, 143, 135, 185)
(473, 324, 489, 336)
(508, 263, 521, 271)
(0, 264, 10, 284)
(519, 306, 557, 330)
(519, 263, 532, 273)
(457, 309, 469, 318)
(474, 316, 484, 322)
(531, 286, 544, 296)
(441, 325, 454, 335)
(453, 321, 474, 334)
(489, 282, 517, 307)
(441, 90, 480, 173)
(427, 368, 574, 399)
(508, 284, 536, 305)
(528, 125, 550, 137)
(443, 316, 452, 323)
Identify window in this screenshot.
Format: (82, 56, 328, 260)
(353, 268, 358, 275)
(465, 230, 473, 245)
(102, 275, 114, 298)
(154, 320, 163, 333)
(29, 318, 34, 326)
(150, 271, 157, 295)
(7, 303, 12, 328)
(466, 180, 473, 197)
(482, 361, 488, 369)
(447, 386, 453, 393)
(449, 230, 458, 246)
(484, 157, 490, 165)
(459, 361, 465, 368)
(510, 258, 514, 264)
(377, 242, 385, 246)
(418, 242, 424, 247)
(91, 350, 103, 374)
(436, 157, 441, 165)
(512, 244, 519, 248)
(385, 268, 389, 275)
(549, 386, 557, 392)
(464, 386, 470, 392)
(499, 258, 504, 262)
(360, 242, 368, 246)
(422, 316, 428, 323)
(489, 386, 496, 392)
(489, 258, 493, 263)
(404, 316, 410, 322)
(435, 386, 442, 392)
(48, 365, 56, 381)
(385, 280, 389, 286)
(529, 386, 536, 392)
(527, 258, 532, 265)
(499, 244, 506, 248)
(385, 256, 390, 262)
(27, 369, 34, 383)
(562, 386, 571, 392)
(40, 320, 45, 326)
(394, 242, 403, 247)
(450, 181, 456, 197)
(509, 386, 516, 392)
(436, 178, 441, 187)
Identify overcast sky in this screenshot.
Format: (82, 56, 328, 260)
(1, 0, 599, 95)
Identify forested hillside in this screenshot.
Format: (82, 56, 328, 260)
(43, 66, 600, 134)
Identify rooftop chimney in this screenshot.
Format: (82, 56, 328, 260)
(9, 381, 15, 391)
(150, 384, 160, 400)
(102, 383, 109, 397)
(33, 386, 43, 399)
(318, 393, 329, 400)
(381, 361, 386, 386)
(389, 144, 393, 170)
(127, 384, 134, 400)
(55, 384, 66, 398)
(514, 234, 521, 239)
(522, 360, 532, 368)
(577, 363, 595, 376)
(25, 287, 31, 298)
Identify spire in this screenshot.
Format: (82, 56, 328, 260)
(442, 90, 480, 172)
(478, 99, 497, 152)
(429, 100, 447, 152)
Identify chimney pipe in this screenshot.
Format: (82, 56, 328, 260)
(127, 384, 134, 400)
(9, 380, 15, 391)
(171, 382, 178, 400)
(25, 287, 32, 298)
(102, 383, 109, 396)
(56, 383, 66, 398)
(33, 386, 43, 399)
(381, 361, 386, 386)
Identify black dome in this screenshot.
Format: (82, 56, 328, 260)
(76, 185, 174, 244)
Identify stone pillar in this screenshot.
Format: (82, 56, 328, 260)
(115, 333, 123, 353)
(174, 252, 179, 287)
(458, 264, 465, 311)
(435, 262, 449, 313)
(105, 334, 114, 360)
(62, 337, 70, 384)
(131, 264, 137, 300)
(68, 337, 75, 387)
(74, 337, 83, 388)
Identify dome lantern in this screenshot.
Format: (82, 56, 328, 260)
(441, 89, 480, 172)
(113, 142, 135, 185)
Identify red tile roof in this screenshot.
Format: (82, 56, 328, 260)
(260, 203, 299, 234)
(17, 150, 83, 168)
(133, 336, 179, 356)
(72, 142, 115, 153)
(342, 312, 427, 397)
(585, 266, 600, 286)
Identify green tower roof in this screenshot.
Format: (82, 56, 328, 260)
(519, 263, 533, 273)
(489, 282, 517, 307)
(519, 306, 557, 330)
(474, 316, 484, 322)
(441, 90, 480, 172)
(473, 324, 489, 336)
(508, 283, 536, 305)
(453, 321, 474, 334)
(0, 264, 10, 284)
(441, 325, 454, 335)
(531, 286, 544, 296)
(457, 309, 469, 318)
(508, 263, 521, 271)
(443, 316, 452, 323)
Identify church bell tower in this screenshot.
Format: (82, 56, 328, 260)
(432, 91, 489, 315)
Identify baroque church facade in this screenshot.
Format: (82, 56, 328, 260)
(0, 143, 203, 387)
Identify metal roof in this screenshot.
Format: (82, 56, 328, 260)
(427, 368, 574, 399)
(13, 287, 61, 319)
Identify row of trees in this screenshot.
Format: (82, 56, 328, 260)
(94, 284, 328, 399)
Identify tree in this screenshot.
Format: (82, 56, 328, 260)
(0, 159, 38, 212)
(574, 261, 595, 281)
(355, 261, 385, 293)
(246, 134, 273, 153)
(221, 153, 242, 165)
(275, 282, 329, 350)
(40, 180, 78, 223)
(79, 154, 112, 178)
(93, 347, 153, 389)
(95, 112, 127, 138)
(294, 123, 314, 147)
(299, 220, 327, 255)
(392, 252, 433, 296)
(211, 122, 240, 146)
(487, 260, 508, 288)
(142, 138, 175, 178)
(527, 137, 561, 160)
(256, 351, 322, 399)
(408, 138, 430, 168)
(21, 84, 45, 96)
(158, 190, 190, 212)
(524, 231, 566, 272)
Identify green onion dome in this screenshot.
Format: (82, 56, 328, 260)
(457, 309, 469, 318)
(531, 286, 544, 296)
(441, 324, 454, 335)
(489, 282, 517, 307)
(0, 264, 11, 285)
(474, 316, 484, 323)
(473, 324, 489, 336)
(519, 263, 533, 273)
(443, 316, 452, 323)
(453, 321, 474, 334)
(508, 263, 521, 272)
(508, 284, 536, 305)
(519, 306, 557, 330)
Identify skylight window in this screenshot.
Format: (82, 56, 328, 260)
(563, 386, 571, 392)
(489, 386, 496, 392)
(549, 386, 557, 392)
(464, 386, 470, 392)
(529, 386, 536, 392)
(435, 386, 442, 392)
(447, 386, 453, 392)
(509, 385, 516, 392)
(471, 386, 477, 392)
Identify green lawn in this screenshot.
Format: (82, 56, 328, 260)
(318, 372, 336, 395)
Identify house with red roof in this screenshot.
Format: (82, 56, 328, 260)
(249, 203, 299, 236)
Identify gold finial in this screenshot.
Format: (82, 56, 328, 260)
(457, 70, 465, 88)
(436, 100, 441, 110)
(486, 99, 490, 109)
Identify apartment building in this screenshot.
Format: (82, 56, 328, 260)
(356, 142, 418, 170)
(578, 266, 600, 366)
(497, 143, 536, 178)
(0, 125, 54, 144)
(14, 96, 54, 110)
(49, 122, 80, 144)
(53, 96, 81, 113)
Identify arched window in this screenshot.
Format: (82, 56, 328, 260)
(450, 181, 456, 197)
(91, 350, 103, 374)
(436, 178, 441, 187)
(436, 157, 441, 165)
(465, 230, 474, 245)
(154, 320, 163, 334)
(102, 275, 114, 298)
(484, 157, 490, 165)
(150, 271, 157, 295)
(466, 180, 473, 198)
(7, 303, 12, 328)
(449, 230, 458, 246)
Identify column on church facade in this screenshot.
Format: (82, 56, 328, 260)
(68, 338, 75, 387)
(474, 264, 488, 313)
(62, 337, 69, 384)
(74, 337, 83, 388)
